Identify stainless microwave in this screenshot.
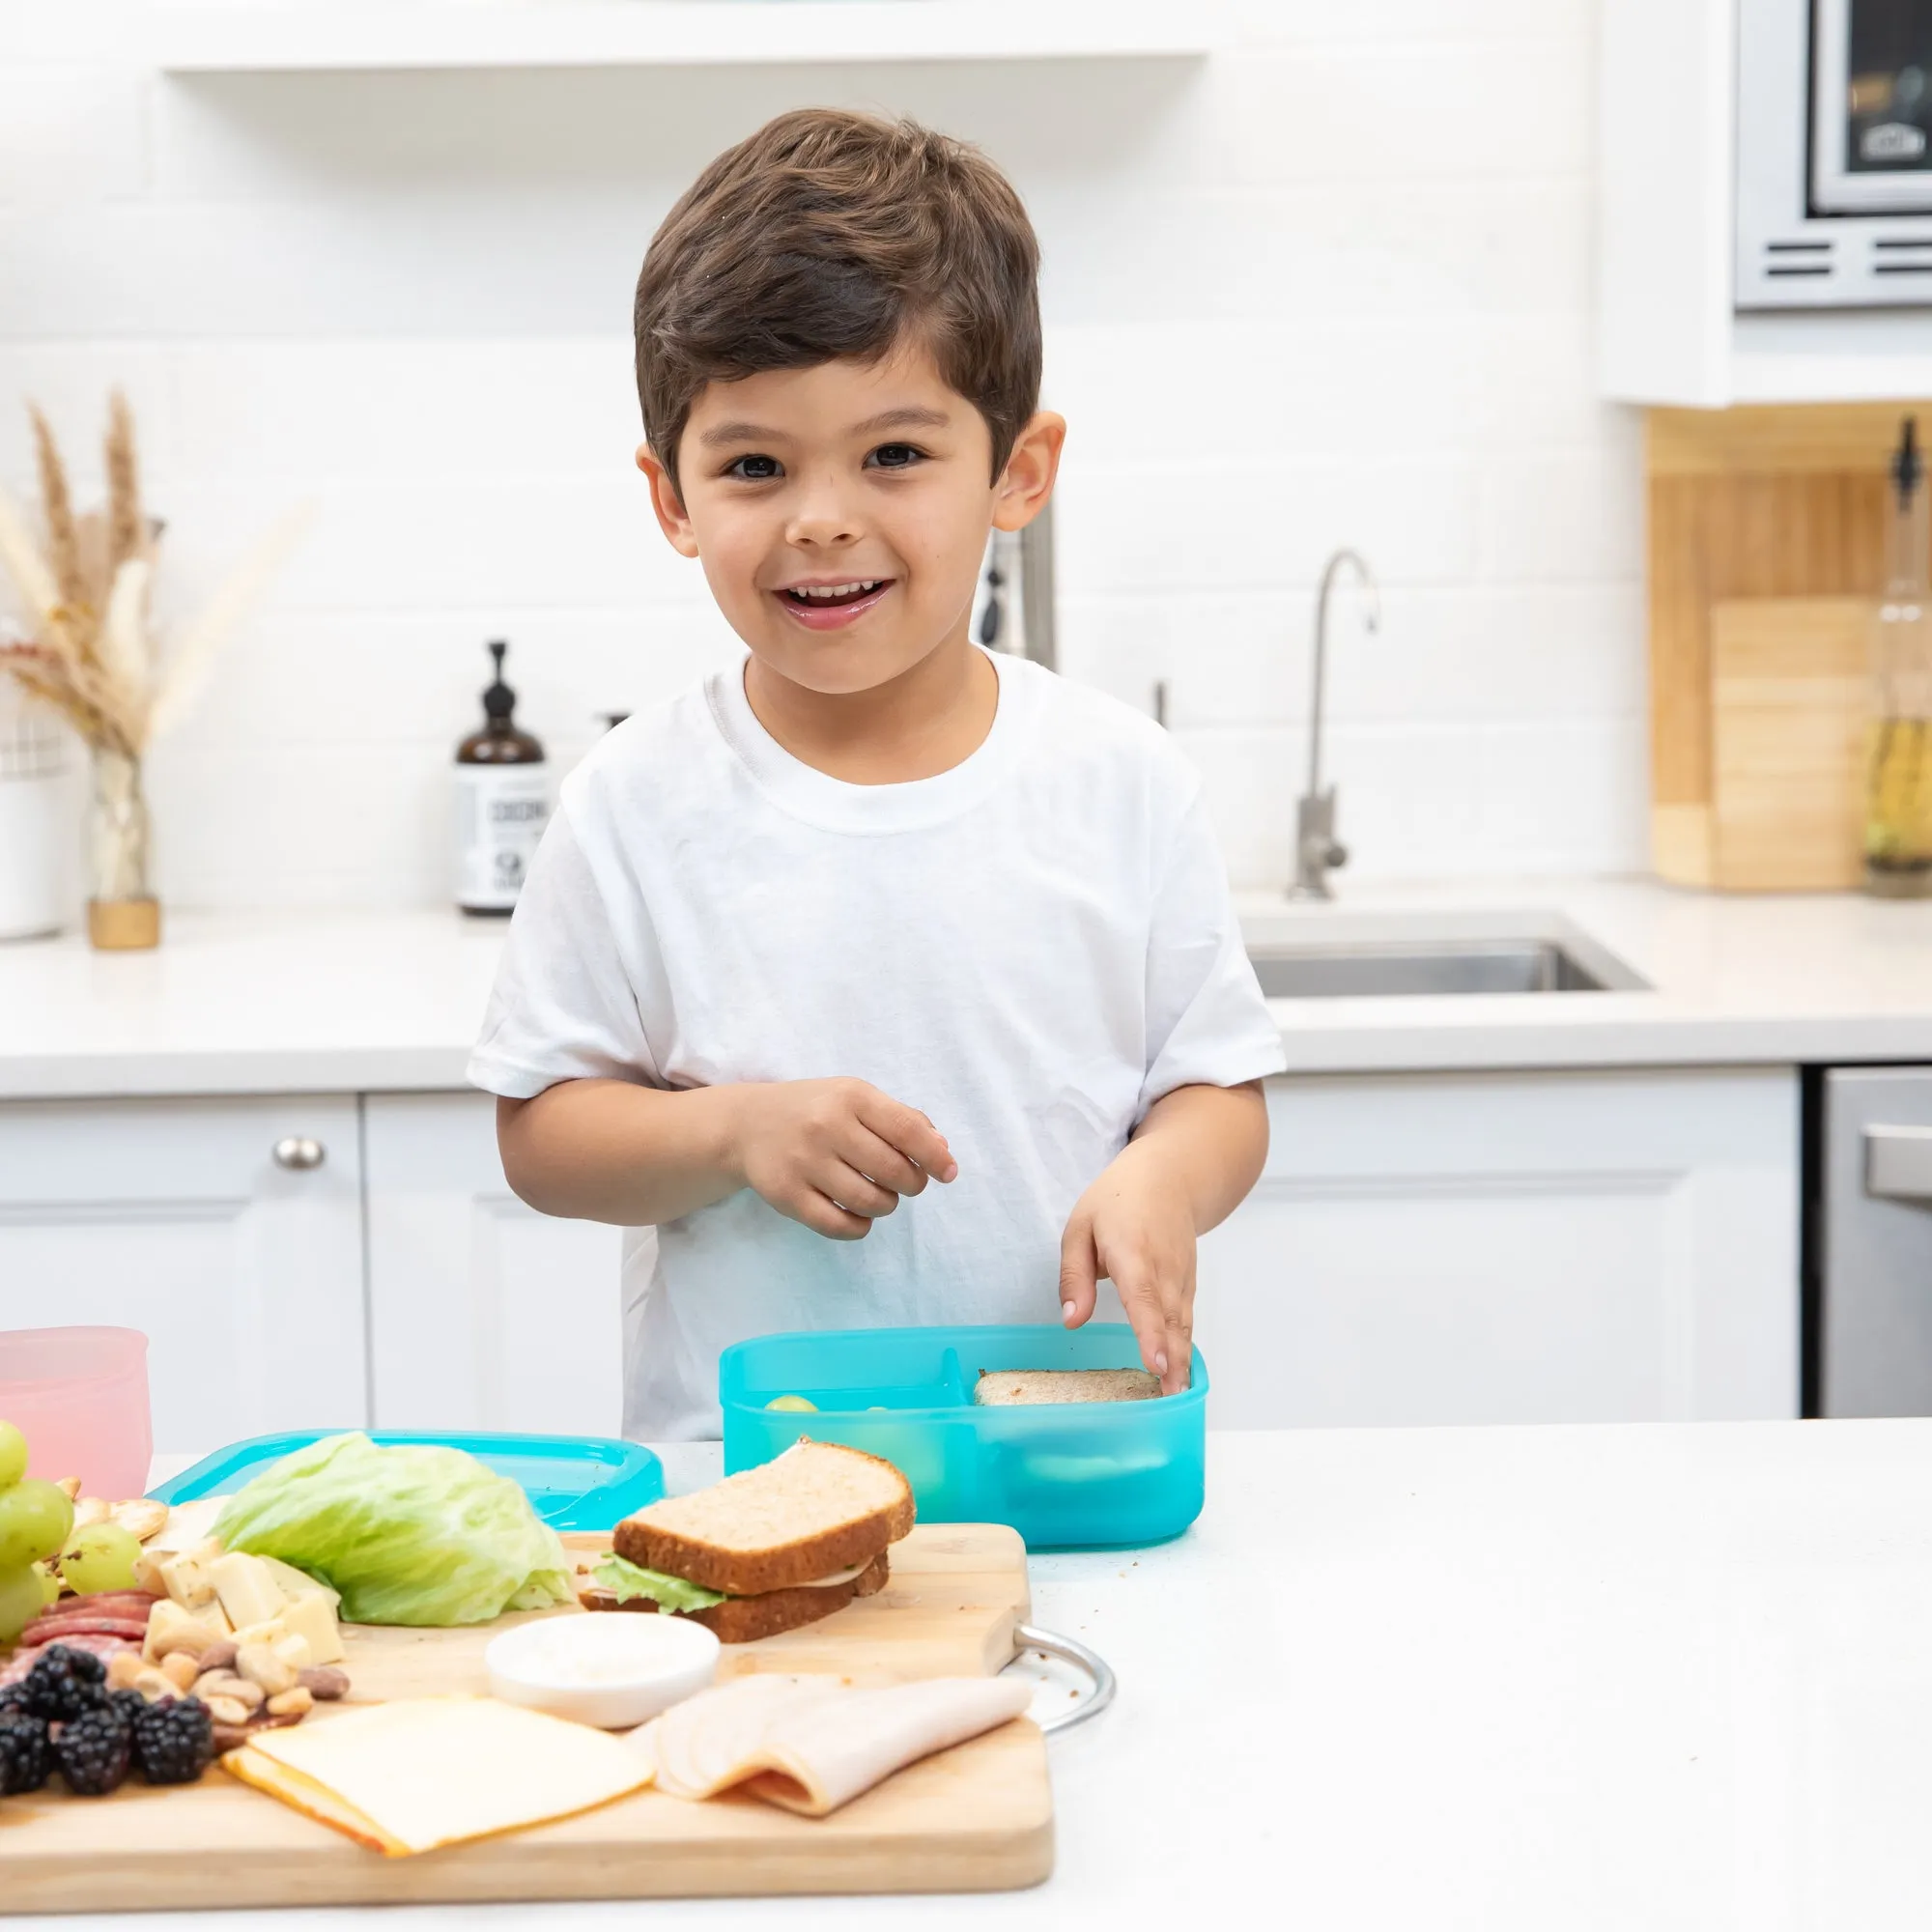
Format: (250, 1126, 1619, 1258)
(1737, 0, 1932, 307)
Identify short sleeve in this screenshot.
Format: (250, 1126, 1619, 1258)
(466, 805, 664, 1100)
(1139, 790, 1287, 1117)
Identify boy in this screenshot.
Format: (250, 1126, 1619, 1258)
(469, 109, 1286, 1441)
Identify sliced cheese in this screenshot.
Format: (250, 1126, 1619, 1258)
(796, 1562, 870, 1590)
(225, 1697, 652, 1857)
(211, 1552, 286, 1633)
(276, 1589, 344, 1665)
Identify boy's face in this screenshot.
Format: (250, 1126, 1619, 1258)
(638, 342, 1062, 698)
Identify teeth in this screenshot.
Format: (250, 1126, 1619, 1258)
(790, 581, 880, 601)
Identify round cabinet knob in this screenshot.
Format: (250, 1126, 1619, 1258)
(272, 1136, 327, 1172)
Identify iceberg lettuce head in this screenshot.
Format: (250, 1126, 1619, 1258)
(213, 1432, 573, 1626)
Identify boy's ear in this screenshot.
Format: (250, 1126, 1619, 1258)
(637, 441, 700, 558)
(991, 411, 1066, 533)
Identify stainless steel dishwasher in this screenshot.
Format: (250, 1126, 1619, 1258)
(1822, 1067, 1932, 1413)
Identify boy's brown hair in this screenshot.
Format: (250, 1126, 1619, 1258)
(634, 109, 1040, 495)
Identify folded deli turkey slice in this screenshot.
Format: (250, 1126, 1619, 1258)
(635, 1673, 1034, 1818)
(224, 1696, 652, 1856)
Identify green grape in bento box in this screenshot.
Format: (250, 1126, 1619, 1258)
(0, 1420, 27, 1492)
(0, 1564, 43, 1645)
(0, 1478, 74, 1571)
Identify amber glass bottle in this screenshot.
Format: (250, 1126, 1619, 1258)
(455, 639, 548, 916)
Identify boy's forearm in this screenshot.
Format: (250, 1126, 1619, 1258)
(497, 1079, 745, 1226)
(1122, 1080, 1269, 1233)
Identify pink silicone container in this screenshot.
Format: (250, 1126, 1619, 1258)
(0, 1327, 152, 1500)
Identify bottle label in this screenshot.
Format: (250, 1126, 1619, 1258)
(455, 765, 550, 910)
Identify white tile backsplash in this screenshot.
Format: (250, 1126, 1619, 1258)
(0, 2, 1642, 908)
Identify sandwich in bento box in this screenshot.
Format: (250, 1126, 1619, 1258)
(582, 1442, 913, 1642)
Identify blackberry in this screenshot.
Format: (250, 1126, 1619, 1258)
(0, 1709, 51, 1796)
(53, 1703, 131, 1797)
(19, 1645, 107, 1723)
(130, 1697, 215, 1786)
(106, 1688, 149, 1728)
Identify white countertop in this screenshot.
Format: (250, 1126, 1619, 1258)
(27, 1420, 1932, 1929)
(7, 876, 1932, 1099)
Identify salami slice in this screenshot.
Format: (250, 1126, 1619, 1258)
(18, 1614, 153, 1646)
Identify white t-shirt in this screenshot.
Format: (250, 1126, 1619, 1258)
(468, 650, 1286, 1440)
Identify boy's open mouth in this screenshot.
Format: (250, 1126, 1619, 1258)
(774, 578, 894, 630)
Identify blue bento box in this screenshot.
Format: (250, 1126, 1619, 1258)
(719, 1323, 1206, 1549)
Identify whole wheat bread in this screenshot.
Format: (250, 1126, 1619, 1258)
(975, 1368, 1162, 1406)
(581, 1551, 891, 1642)
(612, 1440, 914, 1596)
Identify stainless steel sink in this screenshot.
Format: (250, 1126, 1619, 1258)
(1245, 917, 1647, 1000)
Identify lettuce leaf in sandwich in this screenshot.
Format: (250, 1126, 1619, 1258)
(592, 1553, 725, 1615)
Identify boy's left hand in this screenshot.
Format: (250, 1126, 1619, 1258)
(1058, 1140, 1197, 1397)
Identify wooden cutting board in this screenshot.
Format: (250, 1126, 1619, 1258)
(0, 1524, 1052, 1913)
(1645, 400, 1921, 889)
(1709, 595, 1871, 890)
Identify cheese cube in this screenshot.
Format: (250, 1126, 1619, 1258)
(232, 1616, 289, 1650)
(211, 1552, 286, 1633)
(160, 1554, 214, 1612)
(277, 1588, 344, 1665)
(257, 1556, 339, 1608)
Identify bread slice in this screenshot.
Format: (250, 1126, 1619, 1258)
(975, 1368, 1162, 1406)
(581, 1551, 891, 1643)
(612, 1441, 914, 1597)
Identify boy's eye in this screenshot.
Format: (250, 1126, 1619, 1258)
(867, 442, 925, 470)
(724, 453, 782, 481)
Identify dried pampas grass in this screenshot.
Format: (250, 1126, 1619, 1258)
(0, 392, 307, 758)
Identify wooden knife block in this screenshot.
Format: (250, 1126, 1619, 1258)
(1647, 402, 1923, 891)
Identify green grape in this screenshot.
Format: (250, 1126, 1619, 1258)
(0, 1564, 43, 1645)
(0, 1478, 74, 1570)
(0, 1419, 26, 1491)
(32, 1560, 60, 1607)
(57, 1521, 142, 1596)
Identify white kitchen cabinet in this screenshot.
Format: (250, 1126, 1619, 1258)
(1196, 1067, 1799, 1430)
(0, 1095, 367, 1457)
(362, 1091, 624, 1436)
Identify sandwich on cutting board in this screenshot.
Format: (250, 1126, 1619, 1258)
(583, 1441, 913, 1641)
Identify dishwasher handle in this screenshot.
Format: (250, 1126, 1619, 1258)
(1864, 1125, 1932, 1203)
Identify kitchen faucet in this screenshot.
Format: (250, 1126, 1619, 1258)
(1289, 548, 1380, 900)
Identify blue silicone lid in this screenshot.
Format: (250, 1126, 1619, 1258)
(148, 1430, 664, 1533)
(721, 1323, 1206, 1550)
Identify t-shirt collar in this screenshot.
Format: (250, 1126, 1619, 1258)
(706, 645, 1033, 835)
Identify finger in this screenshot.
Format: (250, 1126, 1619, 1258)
(1107, 1249, 1173, 1382)
(841, 1124, 928, 1199)
(1161, 1256, 1196, 1395)
(787, 1190, 872, 1241)
(818, 1161, 899, 1220)
(859, 1091, 958, 1183)
(1057, 1212, 1099, 1329)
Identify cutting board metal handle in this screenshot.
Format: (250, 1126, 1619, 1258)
(1011, 1623, 1116, 1735)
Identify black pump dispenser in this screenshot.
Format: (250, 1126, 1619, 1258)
(482, 639, 517, 723)
(1893, 416, 1923, 507)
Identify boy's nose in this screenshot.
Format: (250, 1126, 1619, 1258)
(783, 471, 864, 550)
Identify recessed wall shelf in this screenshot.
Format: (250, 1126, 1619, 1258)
(152, 1, 1225, 73)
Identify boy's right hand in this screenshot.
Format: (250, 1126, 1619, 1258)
(725, 1078, 957, 1240)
